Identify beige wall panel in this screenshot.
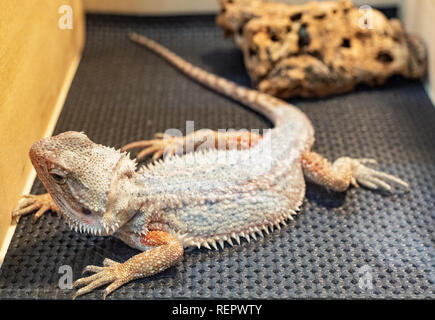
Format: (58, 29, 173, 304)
(0, 0, 85, 260)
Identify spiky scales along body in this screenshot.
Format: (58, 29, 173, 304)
(133, 121, 309, 249)
(12, 33, 408, 299)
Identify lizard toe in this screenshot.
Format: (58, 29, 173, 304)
(72, 265, 119, 299)
(12, 193, 59, 220)
(353, 161, 408, 192)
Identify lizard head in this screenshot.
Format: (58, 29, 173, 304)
(29, 131, 139, 236)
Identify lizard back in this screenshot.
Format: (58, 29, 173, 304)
(128, 33, 315, 248)
(135, 120, 308, 248)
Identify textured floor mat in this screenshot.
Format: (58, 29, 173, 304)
(0, 14, 434, 299)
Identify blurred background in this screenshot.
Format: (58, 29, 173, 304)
(82, 0, 433, 99)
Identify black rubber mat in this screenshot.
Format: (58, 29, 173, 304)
(0, 14, 434, 299)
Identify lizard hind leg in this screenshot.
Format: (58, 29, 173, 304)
(301, 151, 408, 193)
(72, 230, 183, 299)
(12, 193, 60, 222)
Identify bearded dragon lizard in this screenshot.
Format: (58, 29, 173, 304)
(12, 33, 408, 299)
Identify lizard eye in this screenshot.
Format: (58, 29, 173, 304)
(49, 168, 68, 185)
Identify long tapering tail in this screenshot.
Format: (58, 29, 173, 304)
(129, 33, 312, 129)
(129, 33, 283, 121)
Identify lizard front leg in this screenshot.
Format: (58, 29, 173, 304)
(301, 151, 408, 192)
(72, 230, 183, 299)
(121, 129, 262, 160)
(12, 193, 59, 222)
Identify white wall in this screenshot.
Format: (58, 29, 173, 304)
(403, 0, 435, 103)
(83, 0, 404, 15)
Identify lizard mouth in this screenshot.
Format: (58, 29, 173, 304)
(55, 196, 108, 236)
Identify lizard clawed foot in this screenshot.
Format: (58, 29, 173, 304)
(352, 159, 409, 192)
(72, 231, 183, 299)
(121, 133, 184, 161)
(12, 193, 59, 222)
(72, 258, 127, 300)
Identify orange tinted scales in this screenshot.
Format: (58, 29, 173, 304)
(73, 230, 183, 299)
(137, 230, 184, 273)
(216, 131, 262, 150)
(301, 151, 354, 192)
